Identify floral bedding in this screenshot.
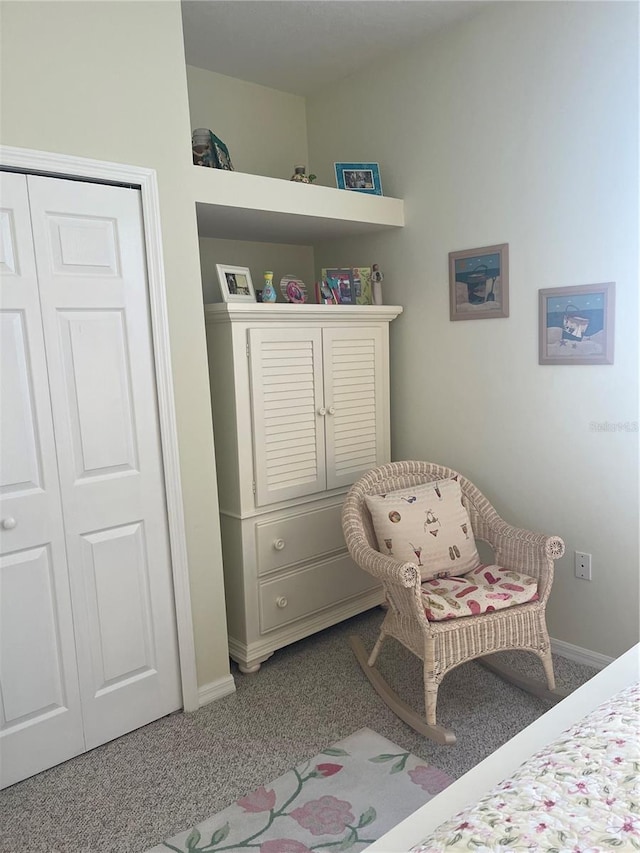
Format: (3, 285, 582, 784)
(411, 682, 640, 852)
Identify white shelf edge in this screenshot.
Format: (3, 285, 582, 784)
(192, 167, 405, 243)
(204, 303, 404, 324)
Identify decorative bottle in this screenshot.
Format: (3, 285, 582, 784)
(262, 271, 277, 302)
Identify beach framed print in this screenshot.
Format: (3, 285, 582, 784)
(539, 282, 615, 364)
(334, 162, 383, 195)
(216, 264, 255, 302)
(449, 243, 509, 320)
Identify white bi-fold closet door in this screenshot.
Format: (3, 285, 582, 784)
(0, 171, 181, 788)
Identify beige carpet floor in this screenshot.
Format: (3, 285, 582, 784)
(0, 607, 597, 853)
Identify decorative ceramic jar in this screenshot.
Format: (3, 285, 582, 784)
(192, 128, 214, 167)
(290, 165, 317, 184)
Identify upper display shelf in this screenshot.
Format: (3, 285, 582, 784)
(192, 167, 405, 245)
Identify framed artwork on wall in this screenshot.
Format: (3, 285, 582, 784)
(539, 282, 615, 364)
(449, 243, 509, 320)
(334, 162, 383, 196)
(216, 264, 255, 302)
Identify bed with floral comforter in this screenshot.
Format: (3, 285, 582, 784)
(410, 682, 640, 852)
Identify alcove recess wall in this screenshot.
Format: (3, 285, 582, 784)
(186, 66, 404, 303)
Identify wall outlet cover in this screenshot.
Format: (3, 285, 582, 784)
(574, 551, 592, 581)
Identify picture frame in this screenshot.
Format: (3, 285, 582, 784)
(279, 275, 307, 304)
(317, 282, 336, 304)
(449, 243, 509, 320)
(334, 162, 383, 196)
(539, 282, 615, 365)
(216, 264, 255, 303)
(352, 267, 372, 305)
(322, 268, 356, 304)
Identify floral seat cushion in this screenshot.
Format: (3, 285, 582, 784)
(421, 564, 539, 621)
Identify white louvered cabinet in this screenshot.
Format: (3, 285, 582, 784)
(205, 303, 402, 673)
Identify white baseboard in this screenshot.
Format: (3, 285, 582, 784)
(550, 637, 614, 671)
(197, 674, 236, 707)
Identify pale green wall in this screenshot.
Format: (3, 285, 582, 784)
(2, 0, 637, 668)
(0, 1, 230, 689)
(186, 65, 308, 180)
(200, 238, 315, 304)
(187, 66, 315, 301)
(308, 1, 639, 657)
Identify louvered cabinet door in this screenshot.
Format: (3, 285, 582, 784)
(249, 328, 326, 505)
(323, 327, 387, 491)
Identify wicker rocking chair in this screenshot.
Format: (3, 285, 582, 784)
(342, 461, 566, 745)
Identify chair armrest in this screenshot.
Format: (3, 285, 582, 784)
(484, 521, 564, 560)
(477, 517, 564, 601)
(347, 538, 420, 588)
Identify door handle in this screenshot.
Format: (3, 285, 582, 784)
(1, 517, 17, 530)
(327, 406, 335, 415)
(318, 407, 326, 416)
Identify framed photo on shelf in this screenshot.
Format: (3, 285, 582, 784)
(316, 281, 336, 304)
(352, 267, 372, 305)
(216, 264, 255, 303)
(449, 243, 509, 320)
(322, 268, 356, 304)
(334, 162, 383, 196)
(539, 282, 615, 365)
(279, 275, 308, 304)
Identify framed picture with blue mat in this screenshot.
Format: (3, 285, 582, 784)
(539, 281, 615, 365)
(334, 162, 383, 196)
(449, 243, 509, 321)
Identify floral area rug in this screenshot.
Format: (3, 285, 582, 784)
(147, 727, 452, 853)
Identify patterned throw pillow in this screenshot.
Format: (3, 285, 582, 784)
(364, 477, 480, 580)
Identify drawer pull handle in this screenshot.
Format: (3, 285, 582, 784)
(317, 407, 326, 416)
(276, 596, 288, 609)
(273, 538, 286, 551)
(328, 406, 336, 415)
(1, 517, 17, 530)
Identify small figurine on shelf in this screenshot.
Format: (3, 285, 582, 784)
(262, 271, 277, 302)
(371, 264, 384, 305)
(290, 165, 317, 184)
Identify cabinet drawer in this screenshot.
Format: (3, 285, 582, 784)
(259, 554, 379, 633)
(256, 504, 346, 575)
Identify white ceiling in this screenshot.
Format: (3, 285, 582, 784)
(181, 1, 486, 97)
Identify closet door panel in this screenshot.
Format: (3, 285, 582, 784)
(0, 172, 85, 788)
(27, 176, 181, 749)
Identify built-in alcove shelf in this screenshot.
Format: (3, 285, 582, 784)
(192, 167, 405, 245)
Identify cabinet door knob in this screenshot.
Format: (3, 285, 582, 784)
(328, 405, 336, 415)
(273, 538, 286, 551)
(276, 596, 288, 609)
(1, 517, 16, 530)
(318, 407, 326, 416)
